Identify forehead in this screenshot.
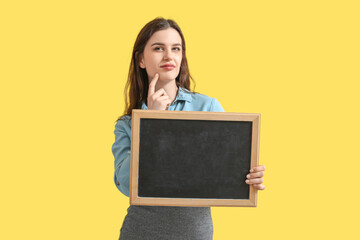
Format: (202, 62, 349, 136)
(147, 28, 182, 45)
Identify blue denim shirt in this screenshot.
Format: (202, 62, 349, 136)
(111, 86, 225, 197)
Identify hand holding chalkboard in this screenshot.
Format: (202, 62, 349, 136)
(246, 165, 266, 190)
(147, 73, 172, 110)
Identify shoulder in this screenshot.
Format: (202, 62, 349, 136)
(191, 91, 212, 102)
(114, 115, 132, 135)
(187, 91, 225, 112)
(179, 87, 212, 104)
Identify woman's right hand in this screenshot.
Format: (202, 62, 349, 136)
(147, 73, 172, 110)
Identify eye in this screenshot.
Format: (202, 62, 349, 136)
(174, 47, 181, 51)
(154, 47, 163, 51)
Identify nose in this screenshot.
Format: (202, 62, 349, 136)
(163, 48, 174, 60)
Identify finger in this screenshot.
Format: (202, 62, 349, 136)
(165, 100, 172, 110)
(160, 99, 172, 110)
(246, 171, 264, 179)
(245, 178, 263, 184)
(253, 184, 266, 190)
(152, 88, 168, 99)
(163, 99, 172, 106)
(148, 73, 159, 96)
(152, 96, 171, 108)
(156, 95, 170, 102)
(250, 165, 265, 173)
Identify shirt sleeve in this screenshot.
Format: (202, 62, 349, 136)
(210, 98, 225, 112)
(111, 119, 131, 197)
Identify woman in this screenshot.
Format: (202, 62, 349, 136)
(112, 17, 266, 240)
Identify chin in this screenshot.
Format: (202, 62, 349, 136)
(159, 77, 176, 82)
(159, 73, 178, 81)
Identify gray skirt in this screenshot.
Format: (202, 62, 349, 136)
(119, 205, 213, 240)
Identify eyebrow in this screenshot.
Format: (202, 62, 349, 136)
(151, 42, 182, 47)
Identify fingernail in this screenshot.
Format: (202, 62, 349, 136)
(246, 174, 250, 178)
(245, 180, 250, 183)
(250, 169, 254, 172)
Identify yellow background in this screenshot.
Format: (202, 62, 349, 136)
(1, 0, 359, 239)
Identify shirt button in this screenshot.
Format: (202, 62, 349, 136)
(116, 181, 120, 185)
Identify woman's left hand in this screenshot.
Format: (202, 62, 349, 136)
(245, 165, 266, 190)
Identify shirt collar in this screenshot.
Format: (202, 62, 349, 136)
(141, 86, 192, 110)
(176, 86, 193, 102)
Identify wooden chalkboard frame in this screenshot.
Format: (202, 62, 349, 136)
(130, 109, 260, 207)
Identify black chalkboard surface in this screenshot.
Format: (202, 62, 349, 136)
(130, 110, 260, 207)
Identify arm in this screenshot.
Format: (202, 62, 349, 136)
(111, 119, 131, 197)
(210, 98, 225, 112)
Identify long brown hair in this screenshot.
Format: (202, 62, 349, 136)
(115, 17, 196, 122)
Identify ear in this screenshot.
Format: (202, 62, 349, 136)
(139, 53, 146, 69)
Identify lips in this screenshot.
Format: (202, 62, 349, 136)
(160, 64, 175, 68)
(160, 64, 175, 71)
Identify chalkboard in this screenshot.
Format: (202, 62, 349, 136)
(130, 110, 260, 207)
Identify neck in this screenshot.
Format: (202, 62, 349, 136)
(154, 79, 179, 105)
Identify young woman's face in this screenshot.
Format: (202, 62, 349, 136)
(139, 28, 183, 83)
